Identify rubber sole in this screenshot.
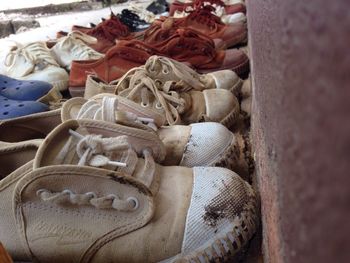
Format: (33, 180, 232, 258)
(210, 134, 249, 181)
(51, 80, 69, 92)
(230, 78, 244, 95)
(220, 97, 241, 128)
(197, 58, 250, 78)
(232, 57, 250, 77)
(162, 181, 260, 263)
(69, 86, 85, 98)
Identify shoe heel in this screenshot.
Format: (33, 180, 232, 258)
(52, 80, 69, 91)
(69, 87, 85, 97)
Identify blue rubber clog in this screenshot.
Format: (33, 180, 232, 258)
(0, 75, 53, 101)
(0, 95, 49, 120)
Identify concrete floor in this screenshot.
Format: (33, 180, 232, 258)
(0, 1, 139, 74)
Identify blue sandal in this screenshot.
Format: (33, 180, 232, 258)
(0, 95, 49, 120)
(0, 75, 53, 101)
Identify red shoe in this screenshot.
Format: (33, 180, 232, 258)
(169, 0, 246, 16)
(143, 15, 246, 49)
(148, 28, 249, 74)
(69, 27, 248, 97)
(71, 13, 129, 53)
(69, 41, 158, 97)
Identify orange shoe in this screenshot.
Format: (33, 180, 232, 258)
(66, 13, 129, 53)
(172, 5, 247, 48)
(146, 28, 249, 75)
(69, 41, 159, 97)
(169, 0, 246, 16)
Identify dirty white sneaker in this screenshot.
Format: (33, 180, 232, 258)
(50, 31, 104, 70)
(0, 118, 259, 262)
(62, 95, 252, 178)
(4, 42, 69, 91)
(114, 66, 240, 127)
(83, 56, 243, 99)
(128, 2, 167, 23)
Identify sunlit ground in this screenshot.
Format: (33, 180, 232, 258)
(0, 0, 83, 11)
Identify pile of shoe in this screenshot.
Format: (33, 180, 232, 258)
(0, 0, 259, 262)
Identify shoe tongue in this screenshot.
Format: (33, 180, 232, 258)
(34, 119, 160, 194)
(34, 121, 139, 175)
(62, 96, 160, 132)
(161, 17, 175, 30)
(6, 49, 35, 78)
(145, 56, 205, 90)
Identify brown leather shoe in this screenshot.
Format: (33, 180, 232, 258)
(143, 15, 245, 49)
(169, 0, 246, 16)
(172, 5, 247, 48)
(146, 28, 249, 75)
(69, 41, 158, 97)
(63, 13, 130, 53)
(70, 28, 248, 97)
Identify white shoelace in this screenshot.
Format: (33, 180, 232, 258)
(55, 126, 156, 185)
(145, 55, 206, 91)
(5, 42, 59, 77)
(77, 96, 158, 130)
(116, 67, 189, 125)
(58, 31, 103, 59)
(37, 188, 139, 211)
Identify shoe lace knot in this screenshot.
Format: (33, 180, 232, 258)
(90, 15, 129, 41)
(116, 68, 190, 125)
(187, 5, 223, 28)
(145, 55, 205, 90)
(36, 188, 139, 211)
(5, 42, 59, 77)
(165, 29, 216, 60)
(64, 31, 103, 58)
(77, 96, 158, 131)
(193, 0, 225, 9)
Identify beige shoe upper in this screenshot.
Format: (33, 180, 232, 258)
(115, 66, 240, 126)
(143, 56, 243, 92)
(50, 31, 104, 70)
(0, 140, 41, 260)
(0, 119, 258, 262)
(4, 42, 69, 91)
(0, 109, 61, 143)
(61, 95, 250, 177)
(83, 56, 243, 99)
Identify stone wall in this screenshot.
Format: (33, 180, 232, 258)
(247, 0, 350, 262)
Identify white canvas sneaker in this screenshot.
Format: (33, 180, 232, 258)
(0, 118, 259, 262)
(83, 55, 243, 99)
(62, 95, 252, 178)
(4, 42, 69, 91)
(50, 31, 104, 70)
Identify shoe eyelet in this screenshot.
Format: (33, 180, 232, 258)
(141, 102, 149, 108)
(106, 194, 118, 200)
(36, 189, 49, 197)
(85, 192, 97, 198)
(155, 102, 162, 109)
(127, 197, 139, 210)
(62, 189, 74, 195)
(155, 79, 162, 86)
(162, 69, 169, 74)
